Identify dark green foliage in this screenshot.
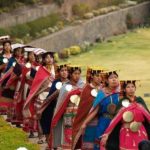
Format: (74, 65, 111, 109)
(0, 28, 10, 36)
(27, 13, 60, 36)
(72, 3, 91, 17)
(0, 0, 38, 7)
(0, 13, 61, 43)
(10, 24, 30, 38)
(53, 0, 64, 6)
(126, 13, 134, 29)
(98, 0, 125, 8)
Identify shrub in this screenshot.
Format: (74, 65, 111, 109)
(72, 3, 91, 17)
(54, 53, 60, 62)
(84, 12, 94, 19)
(48, 27, 55, 33)
(92, 10, 100, 16)
(0, 13, 62, 42)
(35, 32, 41, 38)
(59, 48, 70, 58)
(19, 0, 39, 5)
(0, 28, 10, 36)
(131, 0, 148, 3)
(98, 0, 125, 8)
(144, 16, 150, 27)
(80, 41, 91, 52)
(98, 8, 109, 15)
(110, 6, 120, 11)
(22, 35, 32, 43)
(56, 21, 64, 30)
(0, 0, 38, 8)
(10, 24, 30, 38)
(0, 0, 13, 8)
(14, 38, 24, 44)
(53, 26, 59, 32)
(53, 0, 64, 7)
(69, 46, 81, 55)
(111, 0, 126, 5)
(27, 13, 60, 36)
(126, 13, 134, 29)
(41, 29, 49, 36)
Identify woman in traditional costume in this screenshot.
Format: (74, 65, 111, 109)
(72, 67, 104, 150)
(0, 46, 24, 122)
(23, 52, 56, 139)
(48, 65, 85, 149)
(5, 46, 24, 72)
(0, 39, 12, 77)
(80, 71, 120, 150)
(12, 51, 38, 127)
(0, 39, 12, 114)
(22, 51, 41, 137)
(100, 80, 150, 150)
(40, 64, 69, 143)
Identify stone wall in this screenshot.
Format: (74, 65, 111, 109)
(28, 2, 150, 52)
(0, 4, 59, 28)
(0, 0, 100, 28)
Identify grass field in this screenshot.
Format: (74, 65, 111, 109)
(0, 117, 39, 150)
(62, 28, 150, 107)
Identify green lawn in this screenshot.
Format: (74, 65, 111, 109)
(0, 117, 39, 150)
(62, 28, 150, 107)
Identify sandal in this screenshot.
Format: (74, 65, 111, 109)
(28, 133, 35, 138)
(37, 139, 44, 144)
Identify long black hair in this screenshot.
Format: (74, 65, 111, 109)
(42, 52, 54, 66)
(105, 71, 118, 87)
(2, 41, 12, 55)
(122, 81, 136, 97)
(68, 67, 81, 80)
(26, 51, 35, 62)
(12, 47, 23, 58)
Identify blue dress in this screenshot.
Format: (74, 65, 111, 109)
(92, 90, 119, 150)
(5, 57, 16, 72)
(40, 79, 60, 134)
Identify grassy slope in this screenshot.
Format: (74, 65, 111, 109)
(62, 28, 150, 107)
(0, 117, 39, 150)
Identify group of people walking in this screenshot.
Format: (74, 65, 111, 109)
(0, 36, 150, 150)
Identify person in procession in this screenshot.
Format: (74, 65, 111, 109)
(72, 67, 105, 150)
(100, 80, 150, 150)
(80, 71, 120, 150)
(48, 65, 85, 149)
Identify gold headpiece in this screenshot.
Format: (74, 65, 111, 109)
(86, 66, 106, 83)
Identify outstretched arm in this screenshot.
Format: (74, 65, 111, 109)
(100, 107, 125, 147)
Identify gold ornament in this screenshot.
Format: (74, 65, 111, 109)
(70, 95, 80, 106)
(123, 111, 134, 122)
(130, 121, 141, 132)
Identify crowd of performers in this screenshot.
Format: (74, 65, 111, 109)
(0, 36, 150, 150)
